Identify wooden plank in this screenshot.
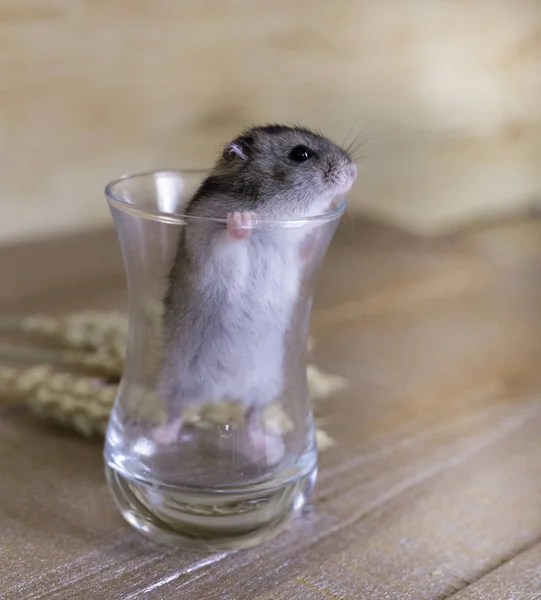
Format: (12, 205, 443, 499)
(3, 2, 541, 243)
(450, 543, 541, 600)
(0, 217, 540, 599)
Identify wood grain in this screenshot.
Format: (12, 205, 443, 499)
(2, 1, 541, 242)
(1, 216, 541, 599)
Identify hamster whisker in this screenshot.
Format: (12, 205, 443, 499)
(345, 125, 371, 155)
(341, 116, 363, 150)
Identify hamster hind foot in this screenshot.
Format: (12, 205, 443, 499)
(245, 426, 286, 466)
(150, 416, 184, 445)
(149, 405, 285, 466)
(242, 406, 286, 466)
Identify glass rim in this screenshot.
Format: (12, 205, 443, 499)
(105, 169, 347, 227)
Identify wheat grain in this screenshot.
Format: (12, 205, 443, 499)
(0, 311, 344, 449)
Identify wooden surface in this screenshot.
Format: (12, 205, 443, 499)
(3, 1, 541, 243)
(1, 216, 541, 599)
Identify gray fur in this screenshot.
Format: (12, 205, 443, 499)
(159, 125, 356, 414)
(182, 124, 356, 220)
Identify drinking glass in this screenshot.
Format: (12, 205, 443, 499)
(103, 170, 345, 550)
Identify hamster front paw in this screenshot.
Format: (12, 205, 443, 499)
(299, 230, 319, 263)
(227, 211, 257, 240)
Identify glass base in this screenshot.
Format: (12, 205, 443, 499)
(105, 463, 317, 551)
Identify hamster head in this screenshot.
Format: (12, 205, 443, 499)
(213, 124, 357, 219)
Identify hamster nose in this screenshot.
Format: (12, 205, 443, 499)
(347, 163, 358, 183)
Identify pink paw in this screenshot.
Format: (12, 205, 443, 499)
(299, 232, 318, 263)
(227, 211, 257, 240)
(246, 427, 285, 465)
(151, 417, 183, 445)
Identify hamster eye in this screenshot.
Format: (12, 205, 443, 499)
(288, 145, 315, 162)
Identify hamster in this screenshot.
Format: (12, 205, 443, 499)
(153, 125, 357, 456)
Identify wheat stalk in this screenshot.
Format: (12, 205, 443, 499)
(0, 311, 345, 449)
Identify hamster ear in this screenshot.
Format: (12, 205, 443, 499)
(222, 136, 253, 162)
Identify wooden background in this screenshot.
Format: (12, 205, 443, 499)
(1, 0, 541, 243)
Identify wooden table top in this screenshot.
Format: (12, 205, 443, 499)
(1, 216, 541, 599)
